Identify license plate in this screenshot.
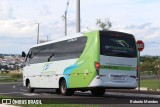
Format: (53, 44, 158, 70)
(110, 75, 127, 81)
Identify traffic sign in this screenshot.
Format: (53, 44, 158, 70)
(137, 40, 144, 52)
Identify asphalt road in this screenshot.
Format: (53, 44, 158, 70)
(0, 82, 160, 106)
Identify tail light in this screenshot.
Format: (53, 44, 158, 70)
(95, 62, 100, 75)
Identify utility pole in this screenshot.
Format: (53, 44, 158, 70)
(64, 0, 70, 36)
(37, 23, 39, 44)
(76, 0, 80, 33)
(65, 11, 67, 36)
(47, 36, 49, 42)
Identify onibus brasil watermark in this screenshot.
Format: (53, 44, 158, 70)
(1, 99, 42, 105)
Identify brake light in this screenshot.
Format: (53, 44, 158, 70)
(95, 62, 100, 75)
(95, 62, 100, 70)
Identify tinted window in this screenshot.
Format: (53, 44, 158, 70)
(50, 36, 87, 61)
(26, 36, 87, 64)
(100, 32, 137, 58)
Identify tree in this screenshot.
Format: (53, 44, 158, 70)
(96, 18, 112, 30)
(140, 56, 160, 75)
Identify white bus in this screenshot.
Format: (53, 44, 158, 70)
(22, 30, 138, 96)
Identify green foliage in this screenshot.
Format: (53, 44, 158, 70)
(140, 56, 160, 75)
(141, 56, 159, 62)
(96, 18, 112, 30)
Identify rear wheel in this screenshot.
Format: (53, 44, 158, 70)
(91, 88, 105, 97)
(27, 82, 34, 93)
(60, 80, 74, 96)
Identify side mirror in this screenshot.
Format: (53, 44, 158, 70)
(22, 51, 26, 57)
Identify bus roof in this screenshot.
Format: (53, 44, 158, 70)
(31, 32, 83, 48)
(31, 30, 134, 49)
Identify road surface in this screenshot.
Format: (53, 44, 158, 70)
(0, 82, 160, 106)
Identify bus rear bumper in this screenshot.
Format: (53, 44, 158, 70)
(88, 76, 137, 89)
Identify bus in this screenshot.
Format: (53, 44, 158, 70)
(22, 30, 138, 96)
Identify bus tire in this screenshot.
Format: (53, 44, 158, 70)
(27, 82, 34, 93)
(60, 80, 74, 96)
(91, 88, 105, 97)
(55, 88, 60, 94)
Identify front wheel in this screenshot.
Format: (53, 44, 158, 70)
(91, 88, 105, 97)
(60, 80, 74, 96)
(27, 82, 34, 93)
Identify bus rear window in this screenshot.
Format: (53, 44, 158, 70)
(100, 32, 137, 58)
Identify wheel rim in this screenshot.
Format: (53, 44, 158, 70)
(61, 82, 66, 94)
(28, 83, 30, 89)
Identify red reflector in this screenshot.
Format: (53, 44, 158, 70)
(95, 62, 100, 70)
(95, 62, 100, 75)
(136, 66, 139, 71)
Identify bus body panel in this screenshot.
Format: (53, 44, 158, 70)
(23, 58, 79, 88)
(89, 55, 137, 88)
(88, 31, 138, 88)
(65, 31, 99, 88)
(23, 30, 138, 90)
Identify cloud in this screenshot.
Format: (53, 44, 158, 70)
(124, 23, 152, 29)
(40, 5, 52, 16)
(111, 23, 160, 55)
(0, 0, 160, 56)
(0, 19, 37, 38)
(0, 0, 15, 19)
(0, 37, 34, 54)
(113, 23, 160, 41)
(142, 44, 160, 56)
(0, 18, 38, 54)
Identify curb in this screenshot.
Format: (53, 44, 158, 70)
(136, 87, 160, 91)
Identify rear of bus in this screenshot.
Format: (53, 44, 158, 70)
(91, 31, 138, 89)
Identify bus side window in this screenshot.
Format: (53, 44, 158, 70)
(28, 51, 32, 59)
(25, 50, 32, 63)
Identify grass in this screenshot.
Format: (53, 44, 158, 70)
(140, 79, 160, 90)
(0, 73, 22, 83)
(0, 78, 19, 82)
(0, 95, 12, 98)
(0, 73, 15, 76)
(0, 73, 22, 78)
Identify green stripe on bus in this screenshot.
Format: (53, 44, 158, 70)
(100, 65, 136, 71)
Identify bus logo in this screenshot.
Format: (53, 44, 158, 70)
(43, 63, 52, 71)
(112, 39, 129, 47)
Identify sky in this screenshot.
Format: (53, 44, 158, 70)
(0, 0, 160, 55)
